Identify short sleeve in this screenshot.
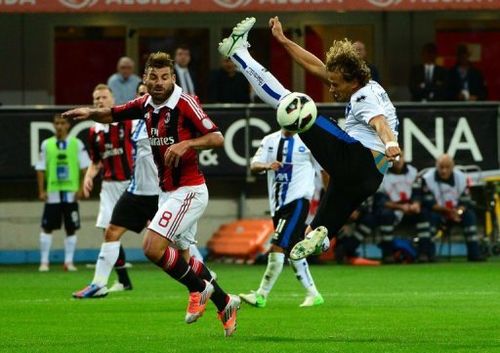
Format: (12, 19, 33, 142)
(310, 155, 322, 172)
(77, 139, 91, 169)
(251, 135, 271, 165)
(350, 91, 386, 125)
(181, 95, 219, 135)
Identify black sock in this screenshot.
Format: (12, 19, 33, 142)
(156, 247, 205, 293)
(189, 257, 228, 311)
(114, 245, 132, 288)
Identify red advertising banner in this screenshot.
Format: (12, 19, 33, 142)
(0, 0, 499, 13)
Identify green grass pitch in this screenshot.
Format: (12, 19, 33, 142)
(0, 260, 499, 353)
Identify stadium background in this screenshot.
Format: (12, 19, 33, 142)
(0, 1, 499, 264)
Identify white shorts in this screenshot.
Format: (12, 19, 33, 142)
(96, 180, 129, 229)
(148, 184, 208, 250)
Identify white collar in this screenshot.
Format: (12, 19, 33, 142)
(144, 84, 182, 112)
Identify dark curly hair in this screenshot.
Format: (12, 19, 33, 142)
(325, 39, 371, 86)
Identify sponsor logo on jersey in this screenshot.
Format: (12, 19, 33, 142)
(202, 118, 214, 130)
(356, 95, 367, 103)
(102, 145, 124, 159)
(275, 172, 290, 183)
(149, 127, 175, 146)
(149, 136, 175, 146)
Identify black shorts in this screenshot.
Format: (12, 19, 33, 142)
(41, 202, 80, 233)
(300, 115, 384, 236)
(110, 192, 158, 233)
(271, 198, 310, 251)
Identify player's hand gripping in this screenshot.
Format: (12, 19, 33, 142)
(385, 143, 401, 162)
(164, 141, 191, 168)
(267, 161, 282, 171)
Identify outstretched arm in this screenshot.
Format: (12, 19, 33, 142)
(269, 16, 329, 85)
(62, 107, 113, 124)
(369, 115, 401, 161)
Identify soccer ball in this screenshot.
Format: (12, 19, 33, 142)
(276, 92, 317, 133)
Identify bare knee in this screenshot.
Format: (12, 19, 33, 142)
(104, 224, 125, 242)
(142, 231, 156, 261)
(143, 230, 168, 263)
(270, 244, 285, 253)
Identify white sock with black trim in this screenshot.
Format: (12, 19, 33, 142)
(257, 252, 285, 297)
(290, 258, 319, 297)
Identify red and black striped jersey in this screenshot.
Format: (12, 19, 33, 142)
(111, 85, 219, 192)
(88, 121, 133, 181)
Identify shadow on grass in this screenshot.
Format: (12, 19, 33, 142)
(239, 336, 398, 343)
(239, 335, 500, 350)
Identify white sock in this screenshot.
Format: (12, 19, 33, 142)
(189, 244, 204, 263)
(40, 232, 52, 265)
(290, 258, 319, 297)
(92, 241, 121, 287)
(257, 252, 285, 297)
(64, 234, 77, 264)
(231, 48, 291, 108)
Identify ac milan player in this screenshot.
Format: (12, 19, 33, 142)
(63, 52, 240, 337)
(79, 84, 135, 294)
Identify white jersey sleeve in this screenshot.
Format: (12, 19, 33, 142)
(350, 89, 386, 125)
(310, 155, 322, 174)
(251, 134, 272, 166)
(345, 81, 399, 153)
(77, 139, 91, 169)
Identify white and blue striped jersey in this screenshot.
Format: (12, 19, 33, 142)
(252, 131, 318, 216)
(127, 120, 159, 196)
(344, 80, 399, 154)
